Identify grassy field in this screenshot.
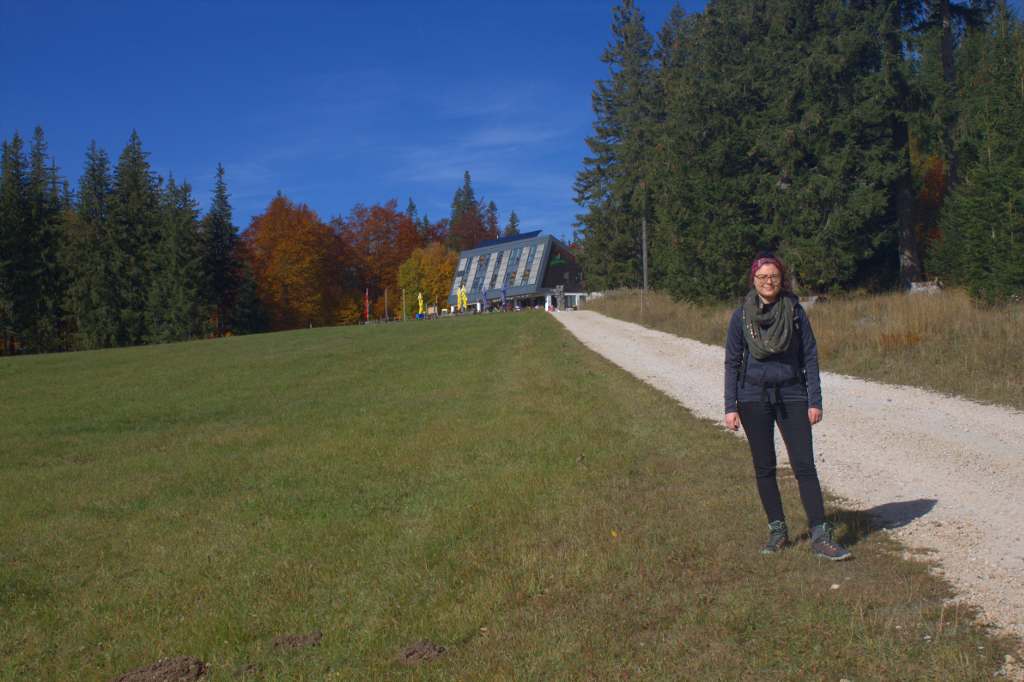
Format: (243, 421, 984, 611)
(582, 288, 1024, 411)
(0, 312, 1016, 681)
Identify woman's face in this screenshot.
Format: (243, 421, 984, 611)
(753, 263, 782, 302)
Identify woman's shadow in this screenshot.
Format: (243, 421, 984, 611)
(824, 498, 938, 547)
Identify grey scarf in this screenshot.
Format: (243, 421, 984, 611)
(742, 290, 794, 359)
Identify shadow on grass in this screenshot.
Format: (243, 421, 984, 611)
(820, 499, 937, 549)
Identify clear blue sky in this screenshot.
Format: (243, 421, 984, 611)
(1, 0, 704, 238)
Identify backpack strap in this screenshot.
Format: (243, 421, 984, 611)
(740, 341, 749, 388)
(794, 305, 807, 386)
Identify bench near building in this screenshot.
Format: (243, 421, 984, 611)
(447, 231, 586, 311)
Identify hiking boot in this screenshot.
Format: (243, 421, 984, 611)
(810, 522, 853, 561)
(760, 520, 789, 554)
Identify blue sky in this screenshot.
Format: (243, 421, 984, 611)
(1, 0, 704, 239)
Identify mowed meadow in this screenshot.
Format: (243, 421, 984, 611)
(0, 313, 1015, 681)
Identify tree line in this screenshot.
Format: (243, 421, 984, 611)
(576, 0, 1023, 303)
(0, 127, 520, 354)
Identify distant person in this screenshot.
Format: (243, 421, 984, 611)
(724, 251, 851, 561)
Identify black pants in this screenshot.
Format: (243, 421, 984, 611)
(737, 401, 826, 528)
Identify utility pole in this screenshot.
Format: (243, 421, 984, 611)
(641, 188, 648, 319)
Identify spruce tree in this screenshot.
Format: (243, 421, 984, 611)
(64, 142, 119, 349)
(447, 171, 476, 248)
(202, 164, 240, 336)
(504, 209, 520, 237)
(229, 260, 270, 335)
(574, 0, 659, 291)
(653, 0, 765, 300)
(485, 200, 500, 239)
(27, 127, 66, 351)
(871, 0, 929, 287)
(111, 130, 162, 345)
(0, 133, 30, 354)
(146, 174, 210, 342)
(930, 1, 1023, 299)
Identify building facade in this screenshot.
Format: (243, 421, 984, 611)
(446, 231, 586, 310)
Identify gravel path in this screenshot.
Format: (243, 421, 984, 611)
(554, 310, 1024, 649)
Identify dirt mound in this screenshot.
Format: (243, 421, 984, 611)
(394, 640, 447, 665)
(110, 656, 210, 682)
(271, 631, 322, 651)
(233, 663, 262, 678)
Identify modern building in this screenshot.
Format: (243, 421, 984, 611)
(446, 231, 586, 311)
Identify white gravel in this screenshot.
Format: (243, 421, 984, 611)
(554, 310, 1024, 648)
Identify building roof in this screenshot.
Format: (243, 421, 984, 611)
(474, 230, 541, 249)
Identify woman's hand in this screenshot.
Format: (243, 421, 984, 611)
(725, 412, 741, 431)
(808, 408, 823, 425)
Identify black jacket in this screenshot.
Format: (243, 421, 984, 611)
(724, 292, 822, 413)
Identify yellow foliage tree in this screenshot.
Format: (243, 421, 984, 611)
(397, 242, 459, 313)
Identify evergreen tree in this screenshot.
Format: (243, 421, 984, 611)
(504, 209, 520, 237)
(0, 133, 31, 354)
(485, 200, 500, 238)
(652, 0, 767, 300)
(229, 260, 271, 335)
(64, 142, 120, 349)
(446, 172, 496, 250)
(27, 127, 67, 352)
(447, 171, 476, 248)
(146, 174, 210, 342)
(202, 164, 240, 336)
(917, 0, 989, 194)
(930, 1, 1023, 299)
(574, 0, 659, 291)
(878, 0, 928, 287)
(110, 130, 162, 345)
(417, 214, 432, 242)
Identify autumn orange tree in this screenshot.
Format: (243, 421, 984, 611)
(397, 242, 460, 312)
(242, 195, 346, 330)
(333, 199, 423, 319)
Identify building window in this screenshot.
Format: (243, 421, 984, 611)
(563, 272, 569, 283)
(522, 244, 537, 284)
(490, 274, 498, 287)
(471, 276, 482, 293)
(505, 270, 516, 286)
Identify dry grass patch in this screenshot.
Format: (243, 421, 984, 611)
(583, 288, 1024, 409)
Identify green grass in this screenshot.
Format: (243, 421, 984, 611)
(0, 313, 1016, 680)
(582, 288, 1024, 410)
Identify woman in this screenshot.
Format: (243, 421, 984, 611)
(724, 252, 851, 560)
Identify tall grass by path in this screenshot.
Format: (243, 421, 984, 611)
(583, 288, 1024, 410)
(0, 313, 1015, 680)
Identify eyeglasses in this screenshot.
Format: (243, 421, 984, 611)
(754, 274, 782, 284)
